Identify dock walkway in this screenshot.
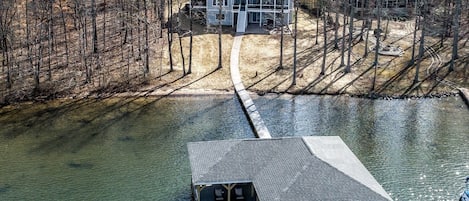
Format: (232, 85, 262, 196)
(230, 33, 271, 139)
(459, 88, 469, 109)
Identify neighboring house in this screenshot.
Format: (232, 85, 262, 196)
(298, 0, 416, 18)
(348, 0, 416, 18)
(192, 0, 294, 32)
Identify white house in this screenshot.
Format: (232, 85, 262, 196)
(192, 0, 294, 32)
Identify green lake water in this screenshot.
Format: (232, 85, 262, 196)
(0, 96, 254, 201)
(0, 94, 468, 200)
(254, 94, 469, 201)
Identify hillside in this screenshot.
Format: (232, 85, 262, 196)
(0, 0, 468, 105)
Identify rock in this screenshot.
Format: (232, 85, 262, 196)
(68, 162, 94, 169)
(0, 184, 11, 193)
(118, 136, 135, 142)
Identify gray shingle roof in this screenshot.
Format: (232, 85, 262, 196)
(187, 137, 392, 201)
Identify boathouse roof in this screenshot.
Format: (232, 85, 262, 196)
(187, 136, 392, 201)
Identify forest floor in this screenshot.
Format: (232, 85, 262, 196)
(140, 8, 469, 100)
(2, 7, 468, 105)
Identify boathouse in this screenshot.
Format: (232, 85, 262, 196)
(188, 136, 392, 201)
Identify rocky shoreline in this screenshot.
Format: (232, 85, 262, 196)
(1, 86, 467, 110)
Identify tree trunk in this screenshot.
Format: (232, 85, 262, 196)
(127, 40, 131, 82)
(333, 1, 339, 50)
(144, 0, 150, 77)
(293, 0, 298, 84)
(137, 0, 142, 61)
(159, 0, 164, 38)
(363, 0, 372, 58)
(6, 50, 11, 89)
(47, 0, 53, 81)
(364, 19, 371, 57)
(315, 2, 319, 45)
(1, 1, 13, 89)
(409, 2, 418, 67)
(372, 0, 382, 92)
(321, 3, 326, 75)
(440, 0, 449, 47)
(359, 0, 365, 42)
(77, 2, 91, 84)
(120, 0, 127, 65)
(188, 0, 193, 74)
(339, 2, 346, 67)
(167, 0, 174, 71)
(91, 0, 98, 54)
(345, 5, 354, 73)
(279, 1, 284, 69)
(415, 1, 426, 84)
(102, 0, 107, 83)
(373, 0, 381, 67)
(177, 2, 185, 76)
(36, 33, 43, 90)
(383, 17, 389, 41)
(449, 0, 461, 71)
(217, 0, 222, 69)
(26, 1, 36, 89)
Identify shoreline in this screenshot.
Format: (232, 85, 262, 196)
(1, 87, 463, 108)
(1, 5, 468, 108)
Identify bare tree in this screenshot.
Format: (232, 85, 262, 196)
(177, 1, 185, 76)
(0, 0, 170, 101)
(408, 0, 418, 67)
(373, 0, 382, 67)
(136, 0, 142, 62)
(1, 0, 16, 89)
(74, 1, 91, 83)
(414, 0, 427, 84)
(279, 0, 285, 69)
(345, 4, 354, 73)
(144, 0, 150, 77)
(372, 0, 383, 92)
(440, 0, 450, 48)
(339, 1, 347, 67)
(449, 0, 461, 72)
(102, 0, 107, 84)
(315, 2, 319, 45)
(167, 0, 174, 71)
(359, 0, 366, 42)
(47, 0, 54, 81)
(188, 0, 193, 74)
(333, 0, 339, 50)
(363, 20, 370, 57)
(92, 0, 98, 54)
(321, 0, 326, 75)
(25, 1, 41, 90)
(217, 0, 223, 69)
(293, 0, 298, 84)
(363, 0, 372, 58)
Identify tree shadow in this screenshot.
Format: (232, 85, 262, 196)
(337, 63, 375, 94)
(375, 64, 414, 94)
(0, 67, 225, 155)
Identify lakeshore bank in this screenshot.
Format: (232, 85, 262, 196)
(1, 9, 468, 106)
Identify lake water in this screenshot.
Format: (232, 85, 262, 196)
(254, 94, 469, 201)
(0, 95, 468, 200)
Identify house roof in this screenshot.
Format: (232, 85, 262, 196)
(187, 136, 392, 201)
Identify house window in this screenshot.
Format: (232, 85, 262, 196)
(216, 14, 225, 20)
(213, 0, 227, 6)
